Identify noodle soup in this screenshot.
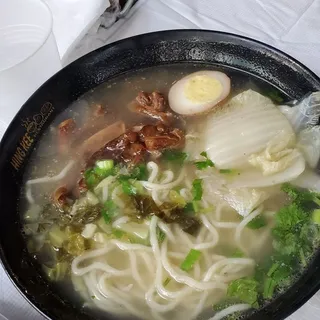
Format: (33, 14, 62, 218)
(21, 64, 320, 320)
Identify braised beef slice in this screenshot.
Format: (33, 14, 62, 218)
(138, 125, 158, 142)
(136, 91, 152, 107)
(87, 130, 141, 167)
(142, 126, 184, 151)
(78, 121, 126, 162)
(83, 91, 184, 166)
(87, 123, 185, 167)
(122, 142, 146, 164)
(133, 91, 173, 125)
(136, 91, 167, 112)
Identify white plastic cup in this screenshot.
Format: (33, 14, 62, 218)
(0, 0, 61, 137)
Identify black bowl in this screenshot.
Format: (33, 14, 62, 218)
(1, 30, 320, 320)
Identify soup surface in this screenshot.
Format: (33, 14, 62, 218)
(21, 64, 320, 320)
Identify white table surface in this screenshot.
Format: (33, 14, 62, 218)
(1, 0, 320, 319)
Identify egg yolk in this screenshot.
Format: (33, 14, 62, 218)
(184, 75, 223, 103)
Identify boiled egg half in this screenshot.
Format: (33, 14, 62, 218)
(168, 70, 231, 115)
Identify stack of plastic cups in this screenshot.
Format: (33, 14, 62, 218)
(0, 0, 61, 139)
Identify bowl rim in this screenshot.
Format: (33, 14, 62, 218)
(1, 29, 320, 320)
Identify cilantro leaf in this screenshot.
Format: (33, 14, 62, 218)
(274, 203, 308, 232)
(282, 183, 320, 206)
(272, 232, 299, 256)
(263, 182, 320, 298)
(195, 151, 215, 170)
(195, 160, 214, 170)
(227, 277, 259, 308)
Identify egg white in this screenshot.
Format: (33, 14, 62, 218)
(168, 70, 231, 115)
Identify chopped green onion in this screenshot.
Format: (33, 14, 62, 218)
(156, 227, 166, 243)
(263, 277, 276, 299)
(312, 209, 320, 224)
(200, 151, 208, 157)
(246, 215, 267, 229)
(94, 160, 115, 178)
(121, 180, 137, 195)
(162, 150, 188, 164)
(102, 200, 117, 224)
(163, 277, 171, 287)
(96, 159, 114, 170)
(192, 179, 203, 201)
(184, 202, 195, 215)
(85, 161, 116, 188)
(183, 201, 204, 214)
(267, 263, 279, 277)
(84, 168, 100, 189)
(219, 169, 233, 174)
(180, 249, 202, 272)
(192, 200, 200, 213)
(184, 201, 206, 214)
(169, 190, 186, 207)
(131, 181, 144, 195)
(112, 229, 125, 239)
